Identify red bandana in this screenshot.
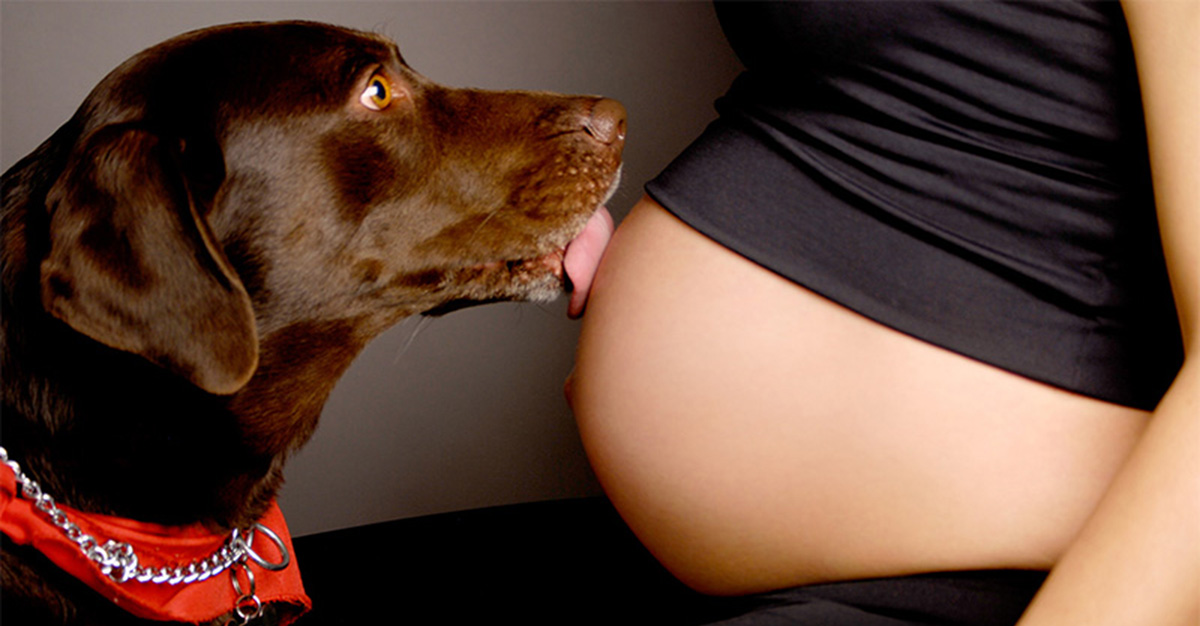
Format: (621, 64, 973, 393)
(1, 461, 311, 624)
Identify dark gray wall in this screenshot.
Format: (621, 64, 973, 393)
(1, 1, 742, 536)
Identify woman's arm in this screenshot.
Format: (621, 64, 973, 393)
(1017, 1, 1199, 623)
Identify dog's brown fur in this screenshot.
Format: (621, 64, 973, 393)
(0, 21, 623, 624)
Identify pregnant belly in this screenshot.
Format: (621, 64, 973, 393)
(569, 198, 1149, 595)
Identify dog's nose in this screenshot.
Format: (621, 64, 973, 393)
(584, 98, 627, 146)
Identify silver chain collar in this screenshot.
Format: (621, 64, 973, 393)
(0, 446, 290, 624)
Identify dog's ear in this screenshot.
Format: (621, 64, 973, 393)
(40, 126, 258, 395)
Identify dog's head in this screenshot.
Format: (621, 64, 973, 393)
(34, 20, 625, 399)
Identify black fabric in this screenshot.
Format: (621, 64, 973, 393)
(291, 498, 747, 625)
(292, 497, 1044, 625)
(648, 0, 1183, 410)
(704, 570, 1046, 626)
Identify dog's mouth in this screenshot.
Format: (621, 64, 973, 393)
(422, 249, 565, 316)
(506, 204, 612, 292)
(424, 205, 611, 316)
(473, 246, 569, 283)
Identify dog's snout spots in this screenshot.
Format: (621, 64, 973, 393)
(583, 99, 627, 146)
(323, 133, 398, 224)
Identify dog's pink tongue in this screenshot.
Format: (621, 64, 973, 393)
(564, 206, 614, 319)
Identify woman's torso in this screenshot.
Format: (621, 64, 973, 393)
(570, 199, 1149, 594)
(570, 1, 1179, 595)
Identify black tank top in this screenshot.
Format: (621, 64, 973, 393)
(647, 1, 1182, 410)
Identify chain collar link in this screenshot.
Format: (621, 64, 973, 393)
(1, 446, 290, 622)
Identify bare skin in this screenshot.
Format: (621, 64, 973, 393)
(1016, 2, 1199, 624)
(567, 3, 1197, 619)
(569, 197, 1152, 596)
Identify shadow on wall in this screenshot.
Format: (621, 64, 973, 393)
(0, 1, 744, 536)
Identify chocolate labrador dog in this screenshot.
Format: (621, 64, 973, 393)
(0, 20, 623, 625)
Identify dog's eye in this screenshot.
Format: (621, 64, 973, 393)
(360, 75, 393, 111)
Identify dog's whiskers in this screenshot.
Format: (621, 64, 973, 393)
(394, 315, 436, 363)
(464, 207, 505, 250)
